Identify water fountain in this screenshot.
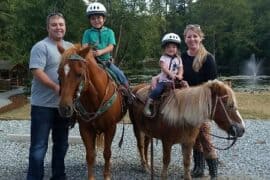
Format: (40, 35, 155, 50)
(243, 53, 263, 77)
(232, 53, 270, 92)
(221, 54, 270, 92)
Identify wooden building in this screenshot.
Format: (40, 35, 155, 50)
(0, 60, 28, 90)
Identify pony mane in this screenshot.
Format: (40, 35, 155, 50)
(161, 79, 237, 127)
(161, 83, 212, 127)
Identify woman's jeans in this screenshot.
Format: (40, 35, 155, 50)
(108, 63, 129, 86)
(27, 105, 69, 180)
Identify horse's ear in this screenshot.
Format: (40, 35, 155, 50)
(57, 44, 65, 54)
(78, 45, 91, 58)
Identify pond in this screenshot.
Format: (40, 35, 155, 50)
(220, 75, 270, 92)
(127, 74, 270, 92)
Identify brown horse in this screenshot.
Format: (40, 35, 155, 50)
(129, 80, 245, 180)
(57, 44, 127, 180)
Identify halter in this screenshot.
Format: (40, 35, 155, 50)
(209, 94, 238, 150)
(65, 54, 118, 122)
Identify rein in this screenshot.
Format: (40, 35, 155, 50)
(74, 85, 117, 122)
(209, 95, 238, 150)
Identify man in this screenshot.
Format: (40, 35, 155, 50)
(27, 12, 73, 180)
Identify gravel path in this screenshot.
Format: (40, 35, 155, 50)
(0, 119, 269, 180)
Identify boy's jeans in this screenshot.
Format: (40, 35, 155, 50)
(109, 63, 129, 85)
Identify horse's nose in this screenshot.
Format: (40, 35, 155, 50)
(237, 126, 245, 137)
(229, 124, 245, 137)
(58, 105, 73, 118)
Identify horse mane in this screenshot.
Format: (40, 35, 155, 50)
(161, 79, 236, 127)
(58, 44, 100, 97)
(59, 44, 81, 70)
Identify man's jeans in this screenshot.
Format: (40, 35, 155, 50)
(27, 106, 69, 180)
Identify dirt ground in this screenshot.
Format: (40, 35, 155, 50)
(0, 94, 30, 120)
(0, 94, 131, 122)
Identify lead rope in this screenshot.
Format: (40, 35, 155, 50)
(151, 137, 154, 180)
(209, 95, 238, 150)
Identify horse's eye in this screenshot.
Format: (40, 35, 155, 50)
(227, 103, 236, 111)
(76, 74, 83, 79)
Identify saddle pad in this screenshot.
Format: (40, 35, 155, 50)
(135, 85, 151, 102)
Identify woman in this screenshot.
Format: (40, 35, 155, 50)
(182, 24, 218, 179)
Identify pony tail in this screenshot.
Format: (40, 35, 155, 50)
(192, 44, 208, 72)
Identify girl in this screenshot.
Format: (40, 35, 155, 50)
(144, 33, 183, 116)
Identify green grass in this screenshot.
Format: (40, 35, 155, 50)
(0, 91, 269, 120)
(236, 91, 270, 120)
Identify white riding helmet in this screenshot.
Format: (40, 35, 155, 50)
(86, 2, 107, 17)
(161, 33, 181, 47)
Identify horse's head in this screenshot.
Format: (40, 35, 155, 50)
(208, 80, 245, 138)
(57, 44, 91, 118)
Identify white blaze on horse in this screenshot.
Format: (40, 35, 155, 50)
(129, 80, 245, 180)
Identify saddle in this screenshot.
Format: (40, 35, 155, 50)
(136, 80, 188, 117)
(96, 59, 135, 105)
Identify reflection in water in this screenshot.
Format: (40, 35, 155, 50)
(220, 76, 270, 92)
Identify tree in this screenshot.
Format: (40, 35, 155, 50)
(181, 0, 254, 74)
(0, 0, 16, 61)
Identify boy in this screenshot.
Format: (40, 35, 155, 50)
(82, 2, 129, 89)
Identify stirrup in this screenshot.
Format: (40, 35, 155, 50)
(144, 108, 152, 116)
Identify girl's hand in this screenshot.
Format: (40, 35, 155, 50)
(169, 73, 176, 80)
(151, 76, 158, 89)
(180, 80, 189, 88)
(176, 74, 183, 80)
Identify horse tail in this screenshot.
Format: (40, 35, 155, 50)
(96, 134, 104, 150)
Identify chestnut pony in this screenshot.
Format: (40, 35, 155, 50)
(129, 80, 245, 180)
(57, 44, 127, 180)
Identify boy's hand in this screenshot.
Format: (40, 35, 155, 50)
(93, 50, 102, 57)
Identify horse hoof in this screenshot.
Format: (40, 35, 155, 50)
(89, 176, 95, 180)
(142, 163, 151, 172)
(183, 174, 192, 180)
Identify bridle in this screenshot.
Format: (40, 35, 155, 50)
(62, 55, 118, 122)
(209, 94, 238, 150)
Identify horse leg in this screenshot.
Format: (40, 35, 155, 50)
(132, 123, 150, 172)
(143, 135, 151, 171)
(79, 125, 96, 180)
(103, 126, 116, 180)
(181, 143, 193, 180)
(161, 141, 173, 180)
